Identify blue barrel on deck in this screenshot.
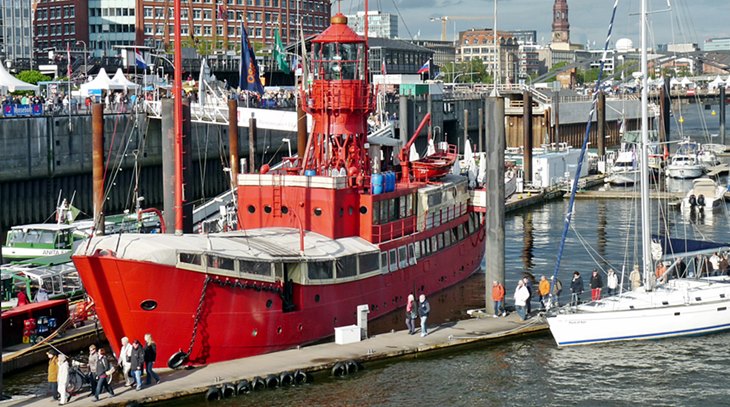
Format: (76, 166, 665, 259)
(304, 169, 316, 177)
(385, 171, 396, 192)
(371, 173, 384, 195)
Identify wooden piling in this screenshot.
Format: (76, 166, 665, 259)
(522, 90, 533, 183)
(92, 103, 105, 235)
(228, 99, 239, 189)
(249, 115, 257, 173)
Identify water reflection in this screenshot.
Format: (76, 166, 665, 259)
(521, 211, 534, 270)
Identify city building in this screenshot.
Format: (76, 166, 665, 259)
(517, 43, 542, 80)
(588, 49, 615, 75)
(135, 0, 331, 53)
(368, 37, 433, 76)
(88, 0, 135, 57)
(345, 10, 398, 39)
(412, 39, 455, 69)
(550, 0, 569, 49)
(704, 37, 730, 52)
(456, 29, 518, 84)
(507, 30, 537, 46)
(1, 0, 36, 67)
(667, 43, 700, 53)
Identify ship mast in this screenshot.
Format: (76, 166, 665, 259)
(639, 0, 652, 288)
(173, 0, 184, 234)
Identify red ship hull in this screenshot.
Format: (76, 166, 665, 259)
(73, 229, 485, 364)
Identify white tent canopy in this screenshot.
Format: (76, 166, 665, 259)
(109, 68, 139, 90)
(708, 75, 725, 90)
(79, 68, 112, 96)
(669, 77, 681, 87)
(680, 77, 693, 88)
(0, 61, 39, 94)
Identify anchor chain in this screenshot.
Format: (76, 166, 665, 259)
(186, 275, 211, 357)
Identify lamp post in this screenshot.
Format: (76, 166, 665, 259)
(76, 41, 87, 80)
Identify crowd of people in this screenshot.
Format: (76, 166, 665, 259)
(45, 333, 160, 405)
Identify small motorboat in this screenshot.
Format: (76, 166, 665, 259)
(681, 177, 727, 212)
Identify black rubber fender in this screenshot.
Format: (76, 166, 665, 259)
(293, 370, 309, 384)
(345, 360, 359, 375)
(251, 376, 265, 391)
(279, 371, 294, 386)
(222, 383, 235, 398)
(332, 361, 347, 377)
(265, 374, 280, 388)
(167, 351, 188, 369)
(205, 386, 221, 401)
(236, 379, 251, 395)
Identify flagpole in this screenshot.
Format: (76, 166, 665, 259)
(67, 43, 72, 132)
(173, 0, 184, 234)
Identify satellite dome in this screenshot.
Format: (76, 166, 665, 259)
(616, 38, 634, 52)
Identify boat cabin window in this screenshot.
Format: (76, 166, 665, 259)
(437, 234, 444, 250)
(239, 260, 272, 278)
(398, 246, 408, 268)
(427, 192, 442, 207)
(380, 252, 388, 274)
(430, 236, 438, 252)
(408, 244, 416, 265)
(208, 255, 235, 271)
(308, 261, 333, 280)
(284, 262, 306, 283)
(312, 41, 364, 81)
(336, 255, 357, 278)
(389, 248, 398, 272)
(359, 252, 380, 274)
(414, 241, 421, 259)
(372, 202, 380, 224)
(444, 231, 451, 247)
(179, 252, 203, 266)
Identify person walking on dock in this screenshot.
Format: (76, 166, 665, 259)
(57, 353, 69, 405)
(538, 276, 550, 311)
(630, 265, 642, 291)
(590, 269, 603, 301)
(130, 340, 145, 390)
(492, 281, 506, 317)
(47, 349, 59, 400)
(606, 269, 618, 296)
(405, 294, 417, 334)
(522, 277, 533, 315)
(514, 280, 529, 320)
(117, 337, 133, 387)
(570, 272, 584, 306)
(551, 277, 563, 307)
(418, 294, 430, 337)
(144, 333, 161, 385)
(94, 348, 116, 400)
(87, 345, 99, 396)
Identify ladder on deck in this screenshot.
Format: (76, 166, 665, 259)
(272, 174, 283, 217)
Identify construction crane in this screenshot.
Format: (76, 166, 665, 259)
(429, 16, 488, 42)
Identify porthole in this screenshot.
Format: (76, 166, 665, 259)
(277, 326, 283, 334)
(314, 207, 323, 216)
(252, 329, 258, 336)
(298, 323, 304, 332)
(264, 205, 272, 213)
(314, 294, 320, 303)
(266, 299, 273, 309)
(281, 206, 289, 214)
(339, 208, 344, 217)
(140, 300, 158, 311)
(359, 206, 368, 214)
(247, 205, 256, 214)
(348, 207, 353, 215)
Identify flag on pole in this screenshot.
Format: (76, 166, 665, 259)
(381, 60, 387, 75)
(273, 28, 289, 71)
(239, 22, 264, 94)
(135, 50, 148, 69)
(67, 43, 72, 77)
(217, 2, 227, 21)
(417, 60, 430, 74)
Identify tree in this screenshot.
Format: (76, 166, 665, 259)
(16, 70, 51, 85)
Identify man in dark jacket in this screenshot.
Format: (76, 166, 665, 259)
(570, 271, 584, 306)
(418, 294, 431, 337)
(129, 340, 146, 390)
(590, 269, 603, 301)
(94, 348, 115, 400)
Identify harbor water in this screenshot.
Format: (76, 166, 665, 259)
(5, 103, 729, 404)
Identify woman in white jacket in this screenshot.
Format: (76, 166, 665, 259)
(57, 354, 69, 405)
(514, 280, 530, 321)
(117, 337, 133, 386)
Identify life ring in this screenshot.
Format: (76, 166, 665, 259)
(236, 379, 251, 395)
(293, 370, 309, 384)
(345, 360, 359, 375)
(205, 386, 221, 401)
(222, 383, 235, 398)
(332, 361, 346, 377)
(251, 376, 266, 391)
(265, 374, 280, 388)
(167, 351, 188, 369)
(279, 371, 294, 386)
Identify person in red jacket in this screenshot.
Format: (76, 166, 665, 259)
(492, 281, 506, 317)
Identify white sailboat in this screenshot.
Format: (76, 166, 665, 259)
(546, 0, 730, 347)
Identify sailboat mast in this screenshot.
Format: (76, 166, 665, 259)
(639, 0, 652, 287)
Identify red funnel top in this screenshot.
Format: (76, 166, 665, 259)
(311, 13, 364, 45)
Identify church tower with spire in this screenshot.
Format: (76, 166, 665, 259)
(551, 0, 570, 44)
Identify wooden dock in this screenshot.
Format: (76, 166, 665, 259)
(9, 315, 548, 406)
(570, 190, 685, 200)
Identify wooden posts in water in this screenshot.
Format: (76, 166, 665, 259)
(92, 103, 105, 235)
(721, 87, 726, 145)
(659, 79, 671, 144)
(522, 90, 533, 184)
(228, 99, 239, 188)
(485, 97, 505, 315)
(597, 91, 606, 158)
(297, 100, 307, 161)
(248, 115, 257, 173)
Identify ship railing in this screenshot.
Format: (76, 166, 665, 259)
(371, 216, 418, 244)
(421, 202, 468, 230)
(144, 100, 162, 118)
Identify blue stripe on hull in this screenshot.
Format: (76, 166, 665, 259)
(556, 322, 730, 346)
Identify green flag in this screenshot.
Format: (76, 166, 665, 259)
(274, 28, 289, 71)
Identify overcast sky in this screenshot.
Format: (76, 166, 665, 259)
(346, 0, 730, 48)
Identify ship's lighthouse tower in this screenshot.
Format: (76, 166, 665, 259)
(301, 13, 374, 188)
